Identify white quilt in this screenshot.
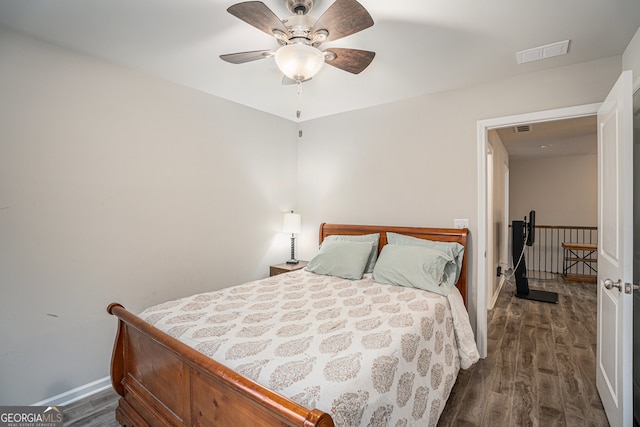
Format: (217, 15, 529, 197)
(139, 270, 479, 427)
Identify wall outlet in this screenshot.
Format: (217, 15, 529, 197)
(453, 219, 469, 229)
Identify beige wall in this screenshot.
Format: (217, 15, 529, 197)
(0, 27, 297, 404)
(296, 56, 621, 334)
(509, 155, 598, 227)
(623, 26, 640, 80)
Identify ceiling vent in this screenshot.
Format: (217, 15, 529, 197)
(517, 40, 570, 64)
(514, 124, 532, 133)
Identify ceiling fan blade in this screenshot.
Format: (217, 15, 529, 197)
(324, 48, 375, 74)
(220, 49, 274, 64)
(311, 0, 374, 42)
(227, 1, 290, 39)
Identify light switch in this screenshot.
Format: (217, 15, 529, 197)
(454, 219, 469, 229)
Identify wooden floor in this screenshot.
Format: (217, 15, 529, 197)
(439, 273, 608, 426)
(63, 274, 608, 426)
(63, 387, 120, 427)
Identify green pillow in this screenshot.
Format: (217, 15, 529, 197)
(323, 233, 380, 273)
(305, 240, 373, 280)
(372, 244, 457, 296)
(386, 232, 464, 283)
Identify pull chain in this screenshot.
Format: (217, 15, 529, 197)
(296, 82, 302, 138)
(296, 80, 302, 122)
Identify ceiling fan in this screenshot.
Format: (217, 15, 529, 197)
(220, 0, 375, 84)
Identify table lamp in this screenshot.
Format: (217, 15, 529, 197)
(282, 211, 301, 264)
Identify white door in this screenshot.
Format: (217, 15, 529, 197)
(596, 70, 634, 426)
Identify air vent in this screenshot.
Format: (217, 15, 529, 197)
(517, 40, 570, 64)
(514, 124, 531, 133)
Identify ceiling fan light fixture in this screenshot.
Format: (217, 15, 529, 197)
(275, 43, 325, 82)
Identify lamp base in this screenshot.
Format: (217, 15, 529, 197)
(287, 235, 298, 265)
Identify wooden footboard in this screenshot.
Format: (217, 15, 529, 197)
(107, 303, 335, 427)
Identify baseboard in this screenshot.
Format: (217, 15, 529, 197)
(488, 275, 506, 310)
(32, 376, 112, 407)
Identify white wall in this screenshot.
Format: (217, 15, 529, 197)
(0, 27, 297, 404)
(509, 155, 598, 226)
(296, 56, 622, 334)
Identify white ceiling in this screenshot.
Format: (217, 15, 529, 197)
(496, 116, 597, 159)
(0, 0, 639, 122)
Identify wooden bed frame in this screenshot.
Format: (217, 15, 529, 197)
(107, 223, 468, 427)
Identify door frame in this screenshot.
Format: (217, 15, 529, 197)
(476, 102, 601, 357)
(486, 145, 495, 310)
(633, 78, 640, 426)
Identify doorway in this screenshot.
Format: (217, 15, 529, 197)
(478, 73, 636, 424)
(476, 103, 601, 357)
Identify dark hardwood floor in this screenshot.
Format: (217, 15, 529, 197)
(439, 273, 608, 426)
(63, 273, 607, 426)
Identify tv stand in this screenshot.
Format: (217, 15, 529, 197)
(512, 220, 558, 304)
(515, 289, 558, 303)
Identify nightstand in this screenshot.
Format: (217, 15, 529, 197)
(270, 261, 308, 277)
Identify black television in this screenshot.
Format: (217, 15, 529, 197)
(526, 210, 535, 246)
(512, 209, 557, 303)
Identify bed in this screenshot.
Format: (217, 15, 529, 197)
(107, 223, 478, 427)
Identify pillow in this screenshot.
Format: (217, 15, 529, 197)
(386, 232, 465, 282)
(322, 233, 380, 273)
(305, 240, 373, 280)
(372, 244, 458, 296)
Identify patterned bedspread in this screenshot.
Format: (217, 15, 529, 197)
(139, 269, 478, 427)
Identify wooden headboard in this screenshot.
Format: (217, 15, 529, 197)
(319, 223, 469, 304)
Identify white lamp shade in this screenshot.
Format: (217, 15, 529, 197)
(274, 44, 325, 82)
(282, 212, 301, 234)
